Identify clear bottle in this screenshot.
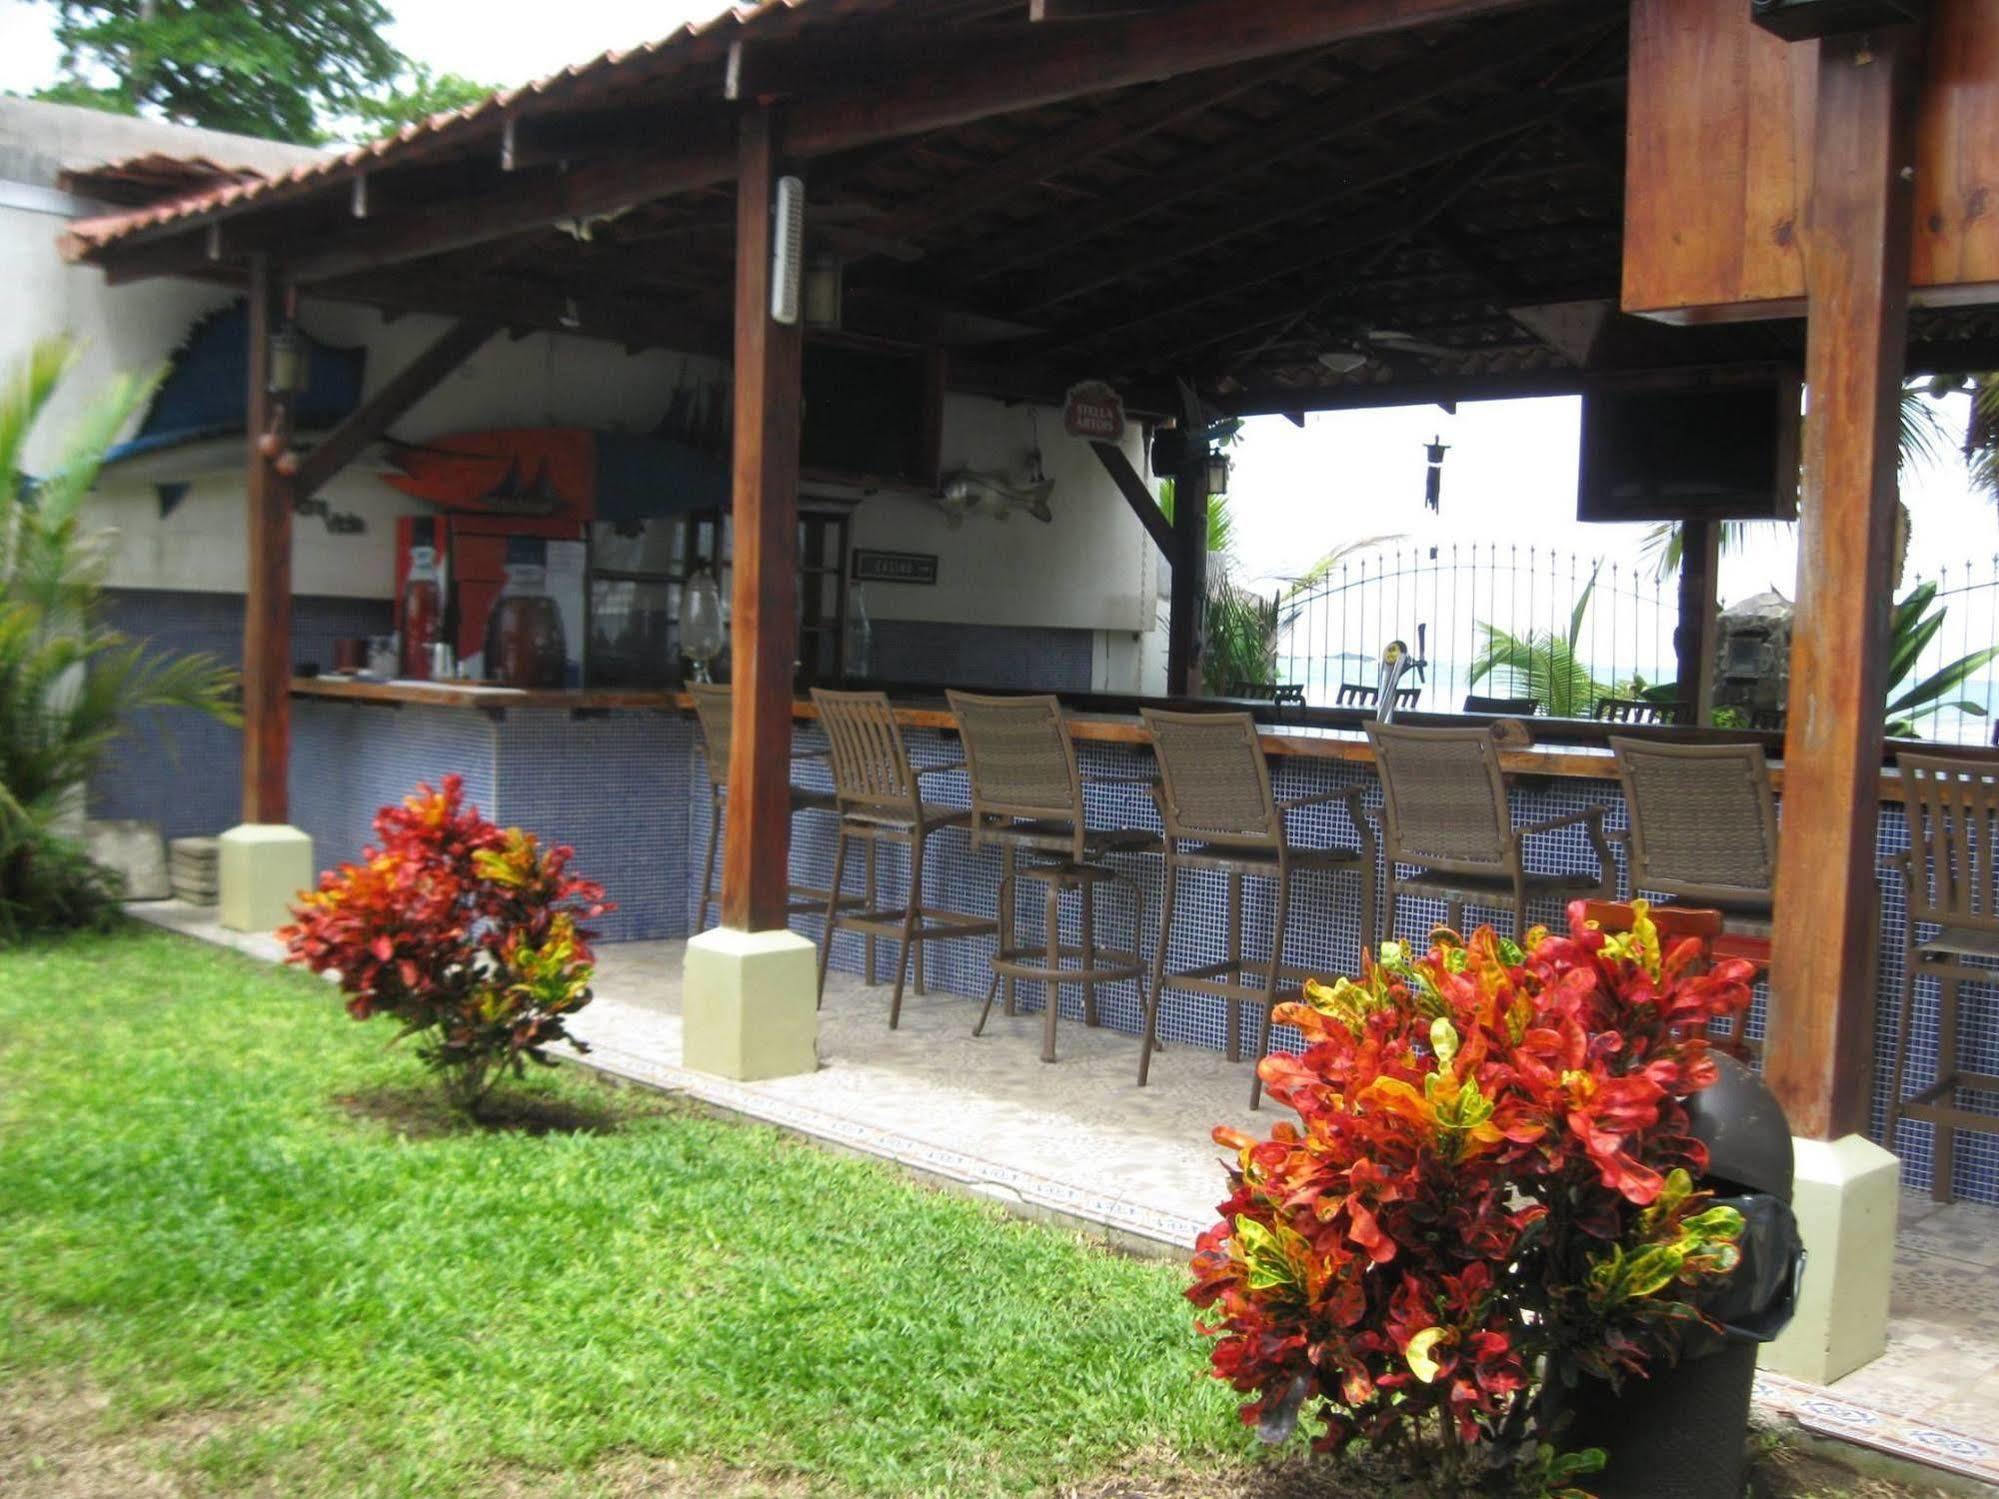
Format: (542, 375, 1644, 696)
(483, 536, 568, 689)
(399, 516, 441, 680)
(844, 581, 872, 682)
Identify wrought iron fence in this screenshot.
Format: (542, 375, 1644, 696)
(1270, 544, 1999, 743)
(1899, 555, 1999, 746)
(1273, 543, 1677, 719)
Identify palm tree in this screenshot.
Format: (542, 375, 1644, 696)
(1468, 561, 1609, 718)
(2, 337, 239, 936)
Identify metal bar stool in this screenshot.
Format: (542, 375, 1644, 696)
(1610, 737, 1779, 935)
(1138, 708, 1378, 1110)
(688, 683, 872, 969)
(812, 689, 997, 1024)
(1889, 754, 1999, 1203)
(1367, 721, 1613, 939)
(947, 691, 1157, 1063)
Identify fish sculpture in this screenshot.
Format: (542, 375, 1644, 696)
(935, 469, 1056, 527)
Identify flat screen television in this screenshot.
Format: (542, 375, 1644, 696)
(799, 341, 941, 490)
(1577, 377, 1800, 522)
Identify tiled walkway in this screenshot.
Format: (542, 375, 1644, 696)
(135, 905, 1999, 1489)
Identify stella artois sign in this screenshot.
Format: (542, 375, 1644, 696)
(1063, 380, 1126, 443)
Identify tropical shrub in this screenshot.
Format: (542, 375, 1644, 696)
(3, 337, 239, 941)
(1189, 903, 1755, 1495)
(281, 776, 610, 1112)
(1468, 562, 1608, 719)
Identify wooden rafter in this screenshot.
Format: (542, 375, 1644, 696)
(292, 320, 497, 498)
(1089, 441, 1178, 561)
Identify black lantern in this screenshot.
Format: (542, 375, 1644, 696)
(1205, 450, 1231, 497)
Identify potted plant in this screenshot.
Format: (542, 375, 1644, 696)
(1189, 903, 1757, 1496)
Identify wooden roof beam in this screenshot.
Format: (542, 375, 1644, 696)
(292, 320, 497, 497)
(318, 270, 730, 359)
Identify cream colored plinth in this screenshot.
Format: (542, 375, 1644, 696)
(218, 824, 315, 934)
(681, 927, 820, 1081)
(1761, 1133, 1901, 1384)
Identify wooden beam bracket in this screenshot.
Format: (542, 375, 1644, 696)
(1089, 440, 1179, 563)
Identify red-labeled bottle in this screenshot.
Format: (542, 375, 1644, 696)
(399, 516, 441, 680)
(483, 535, 567, 688)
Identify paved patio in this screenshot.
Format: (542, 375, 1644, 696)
(136, 904, 1999, 1490)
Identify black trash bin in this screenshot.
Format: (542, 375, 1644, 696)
(1565, 1055, 1806, 1497)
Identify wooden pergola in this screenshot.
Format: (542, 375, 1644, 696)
(63, 0, 1999, 1148)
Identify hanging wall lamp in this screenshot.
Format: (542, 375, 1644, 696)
(267, 322, 308, 395)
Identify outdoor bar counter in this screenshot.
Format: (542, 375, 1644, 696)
(289, 676, 1984, 1201)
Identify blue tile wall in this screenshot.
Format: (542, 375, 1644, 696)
(292, 702, 498, 874)
(89, 588, 391, 839)
(691, 724, 1999, 1206)
(869, 619, 1094, 690)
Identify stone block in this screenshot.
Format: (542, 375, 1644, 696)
(218, 824, 315, 934)
(1761, 1133, 1901, 1384)
(84, 818, 169, 901)
(681, 927, 819, 1081)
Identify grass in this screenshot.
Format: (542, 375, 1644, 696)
(0, 924, 1250, 1497)
(0, 925, 1963, 1499)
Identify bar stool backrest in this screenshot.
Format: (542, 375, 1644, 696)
(1365, 722, 1512, 874)
(1594, 697, 1688, 725)
(947, 691, 1085, 859)
(813, 688, 920, 818)
(1898, 753, 1999, 933)
(688, 682, 732, 790)
(1141, 708, 1278, 848)
(1464, 693, 1540, 716)
(1611, 737, 1777, 904)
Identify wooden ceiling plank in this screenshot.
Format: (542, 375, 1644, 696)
(930, 5, 1599, 285)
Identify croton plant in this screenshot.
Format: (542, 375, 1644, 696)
(1189, 902, 1756, 1496)
(281, 776, 609, 1112)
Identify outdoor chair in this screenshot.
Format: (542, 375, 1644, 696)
(811, 689, 997, 1023)
(1336, 682, 1420, 711)
(1610, 737, 1778, 937)
(1592, 696, 1689, 726)
(688, 683, 870, 961)
(1138, 708, 1377, 1109)
(1366, 721, 1614, 940)
(1463, 693, 1541, 716)
(1888, 754, 1999, 1203)
(947, 691, 1158, 1063)
(1227, 681, 1308, 723)
(1750, 707, 1787, 734)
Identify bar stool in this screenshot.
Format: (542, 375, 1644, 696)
(1610, 737, 1777, 936)
(1367, 721, 1612, 939)
(688, 683, 872, 964)
(1889, 753, 1999, 1203)
(812, 689, 998, 1024)
(1138, 708, 1378, 1110)
(947, 691, 1157, 1063)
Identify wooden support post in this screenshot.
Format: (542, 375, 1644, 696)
(1166, 391, 1209, 696)
(721, 107, 804, 933)
(240, 255, 294, 825)
(1674, 515, 1719, 724)
(1766, 28, 1922, 1143)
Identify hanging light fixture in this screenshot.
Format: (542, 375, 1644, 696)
(267, 322, 308, 395)
(803, 253, 843, 331)
(1205, 449, 1232, 497)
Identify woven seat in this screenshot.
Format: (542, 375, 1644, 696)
(812, 689, 996, 1024)
(1889, 754, 1999, 1203)
(1139, 708, 1376, 1109)
(1367, 721, 1613, 940)
(688, 683, 867, 941)
(1463, 693, 1540, 716)
(1610, 737, 1779, 945)
(1592, 696, 1689, 725)
(948, 691, 1158, 1063)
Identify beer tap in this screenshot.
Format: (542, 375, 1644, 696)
(1375, 623, 1428, 723)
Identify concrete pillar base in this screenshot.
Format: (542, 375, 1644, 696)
(682, 927, 819, 1081)
(1761, 1133, 1901, 1385)
(218, 824, 314, 933)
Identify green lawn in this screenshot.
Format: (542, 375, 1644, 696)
(0, 924, 1251, 1497)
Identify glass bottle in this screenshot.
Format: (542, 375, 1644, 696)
(681, 565, 725, 684)
(844, 581, 872, 682)
(399, 515, 441, 680)
(483, 536, 568, 688)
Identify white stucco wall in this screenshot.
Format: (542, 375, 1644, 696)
(2, 99, 1168, 690)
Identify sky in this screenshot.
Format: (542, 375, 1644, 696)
(6, 0, 1996, 624)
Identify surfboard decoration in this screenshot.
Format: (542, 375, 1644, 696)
(380, 428, 729, 523)
(103, 299, 367, 515)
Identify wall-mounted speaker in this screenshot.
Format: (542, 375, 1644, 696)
(1749, 0, 1926, 42)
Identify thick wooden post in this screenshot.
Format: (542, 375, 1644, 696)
(1766, 28, 1921, 1142)
(1674, 515, 1719, 724)
(1166, 379, 1210, 696)
(241, 255, 295, 825)
(722, 107, 804, 932)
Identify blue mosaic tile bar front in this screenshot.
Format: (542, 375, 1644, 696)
(281, 694, 1996, 1206)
